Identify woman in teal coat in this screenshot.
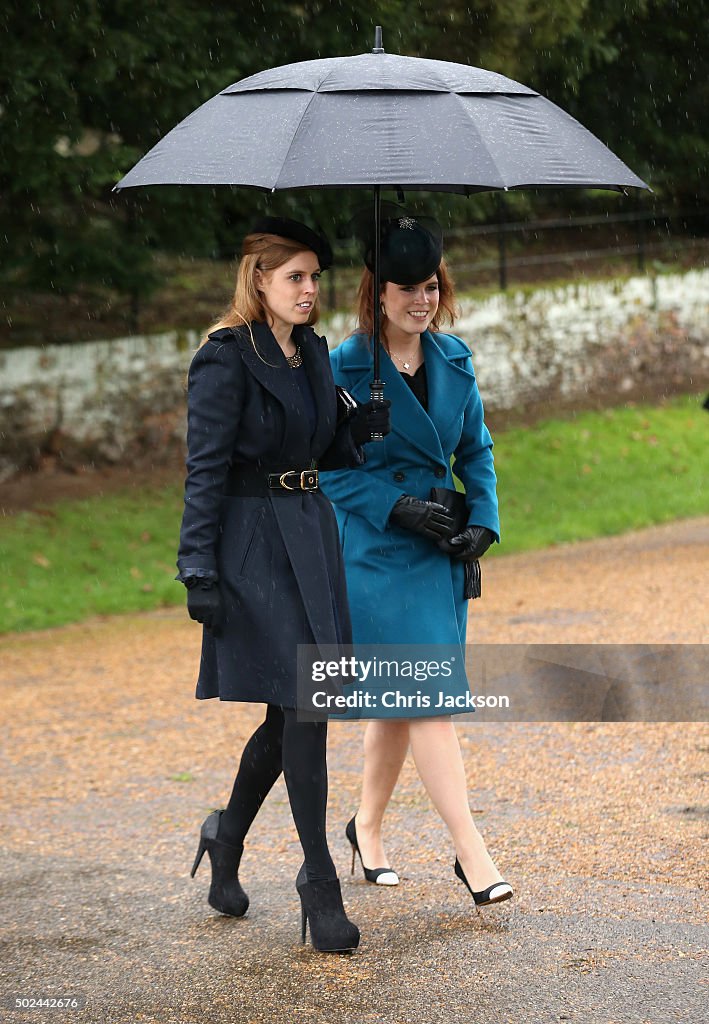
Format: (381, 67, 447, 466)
(320, 210, 513, 907)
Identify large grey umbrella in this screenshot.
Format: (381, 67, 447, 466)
(115, 28, 648, 405)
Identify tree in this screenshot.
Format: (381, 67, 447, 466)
(1, 0, 704, 317)
(0, 1, 407, 300)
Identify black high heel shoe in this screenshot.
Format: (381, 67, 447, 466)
(296, 864, 360, 953)
(191, 809, 249, 917)
(345, 817, 399, 886)
(454, 857, 513, 907)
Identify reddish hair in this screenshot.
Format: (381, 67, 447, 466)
(354, 258, 458, 339)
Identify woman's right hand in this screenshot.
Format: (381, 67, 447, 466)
(186, 579, 225, 636)
(350, 399, 392, 445)
(388, 496, 457, 542)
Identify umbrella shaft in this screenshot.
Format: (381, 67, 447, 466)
(373, 184, 382, 380)
(370, 185, 386, 440)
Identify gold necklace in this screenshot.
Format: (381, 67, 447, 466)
(389, 347, 422, 372)
(286, 346, 303, 368)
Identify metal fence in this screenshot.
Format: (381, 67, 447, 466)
(444, 205, 708, 290)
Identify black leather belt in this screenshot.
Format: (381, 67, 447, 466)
(225, 464, 319, 497)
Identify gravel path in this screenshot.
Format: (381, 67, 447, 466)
(1, 519, 707, 1024)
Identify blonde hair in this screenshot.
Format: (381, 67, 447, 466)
(201, 232, 322, 348)
(354, 258, 458, 341)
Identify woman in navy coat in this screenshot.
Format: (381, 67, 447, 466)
(176, 217, 388, 952)
(320, 211, 513, 907)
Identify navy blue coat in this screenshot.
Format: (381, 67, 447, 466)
(320, 331, 499, 648)
(177, 321, 364, 708)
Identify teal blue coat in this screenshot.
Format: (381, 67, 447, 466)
(320, 331, 500, 648)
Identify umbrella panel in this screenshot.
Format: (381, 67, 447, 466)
(117, 92, 645, 193)
(223, 52, 537, 95)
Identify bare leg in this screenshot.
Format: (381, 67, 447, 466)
(354, 719, 410, 868)
(408, 717, 505, 892)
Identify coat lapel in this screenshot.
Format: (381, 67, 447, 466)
(335, 335, 374, 400)
(379, 344, 444, 463)
(423, 332, 476, 454)
(338, 334, 447, 464)
(232, 321, 305, 461)
(298, 325, 337, 459)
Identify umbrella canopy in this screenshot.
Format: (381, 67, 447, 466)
(115, 31, 649, 406)
(115, 51, 647, 195)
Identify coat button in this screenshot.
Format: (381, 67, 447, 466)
(393, 471, 406, 482)
(434, 466, 446, 478)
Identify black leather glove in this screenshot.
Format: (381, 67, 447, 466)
(438, 525, 495, 561)
(389, 495, 458, 542)
(186, 579, 224, 635)
(350, 399, 392, 445)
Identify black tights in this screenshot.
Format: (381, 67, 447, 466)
(217, 704, 336, 883)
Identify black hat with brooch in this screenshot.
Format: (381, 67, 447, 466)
(348, 203, 443, 285)
(249, 216, 333, 270)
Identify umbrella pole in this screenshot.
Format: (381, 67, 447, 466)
(370, 184, 386, 439)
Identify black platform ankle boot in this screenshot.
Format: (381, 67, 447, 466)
(296, 864, 360, 953)
(191, 809, 249, 917)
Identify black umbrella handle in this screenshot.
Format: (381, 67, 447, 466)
(369, 380, 387, 441)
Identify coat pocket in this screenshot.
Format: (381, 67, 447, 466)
(234, 506, 266, 580)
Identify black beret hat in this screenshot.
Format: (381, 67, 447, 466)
(350, 203, 443, 285)
(249, 216, 333, 270)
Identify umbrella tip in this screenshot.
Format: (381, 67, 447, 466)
(372, 26, 385, 53)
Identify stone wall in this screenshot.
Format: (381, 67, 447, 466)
(326, 268, 709, 416)
(1, 270, 707, 481)
(0, 330, 198, 481)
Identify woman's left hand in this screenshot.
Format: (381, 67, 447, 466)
(438, 525, 494, 561)
(186, 579, 225, 635)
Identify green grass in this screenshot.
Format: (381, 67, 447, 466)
(1, 485, 185, 633)
(1, 394, 706, 633)
(486, 395, 707, 553)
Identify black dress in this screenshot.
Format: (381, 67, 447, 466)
(399, 362, 428, 410)
(177, 321, 363, 708)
